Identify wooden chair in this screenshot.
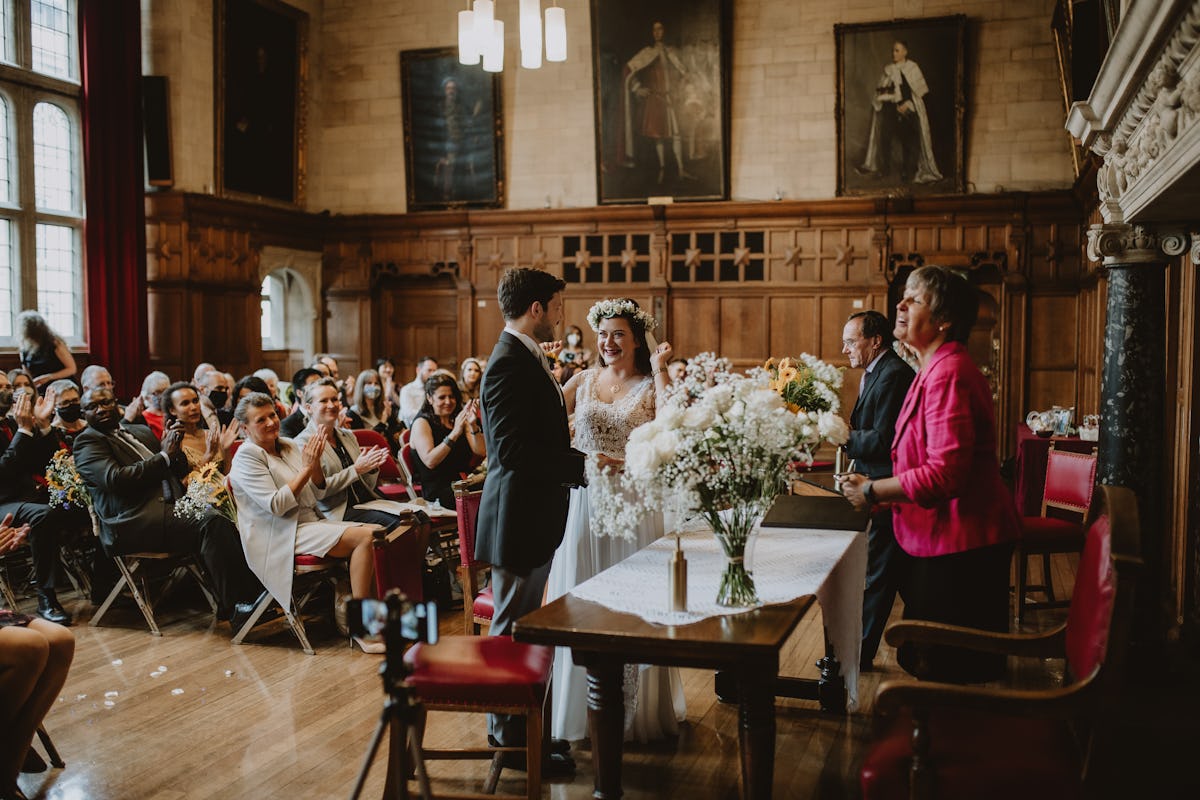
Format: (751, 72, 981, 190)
(230, 553, 345, 655)
(860, 484, 1141, 800)
(399, 443, 422, 498)
(351, 428, 417, 501)
(453, 479, 493, 635)
(404, 635, 553, 800)
(1015, 443, 1098, 624)
(88, 511, 219, 636)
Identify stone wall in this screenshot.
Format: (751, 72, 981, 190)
(142, 0, 1074, 214)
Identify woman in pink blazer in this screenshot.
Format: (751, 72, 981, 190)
(841, 265, 1019, 682)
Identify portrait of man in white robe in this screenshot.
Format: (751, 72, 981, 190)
(858, 41, 943, 184)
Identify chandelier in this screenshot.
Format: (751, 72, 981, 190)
(457, 0, 567, 72)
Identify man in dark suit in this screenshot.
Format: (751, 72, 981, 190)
(73, 387, 264, 629)
(842, 310, 916, 670)
(0, 378, 89, 624)
(279, 367, 321, 439)
(475, 268, 585, 771)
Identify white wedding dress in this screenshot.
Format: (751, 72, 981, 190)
(545, 369, 688, 743)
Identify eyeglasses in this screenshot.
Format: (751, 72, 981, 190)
(841, 338, 862, 348)
(83, 397, 117, 410)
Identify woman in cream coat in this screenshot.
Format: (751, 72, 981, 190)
(228, 392, 383, 652)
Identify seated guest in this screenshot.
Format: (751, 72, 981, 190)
(227, 393, 384, 654)
(375, 357, 402, 411)
(399, 356, 439, 427)
(346, 369, 402, 451)
(666, 358, 687, 383)
(192, 362, 216, 385)
(295, 379, 398, 529)
(410, 373, 484, 508)
(557, 324, 592, 368)
(79, 365, 115, 395)
(458, 357, 484, 403)
(162, 382, 237, 473)
(74, 387, 265, 629)
(49, 379, 87, 450)
(232, 375, 271, 408)
(0, 513, 74, 800)
(254, 368, 289, 419)
(128, 371, 170, 438)
(17, 310, 76, 393)
(0, 381, 87, 625)
(196, 369, 233, 430)
(6, 369, 34, 396)
(280, 368, 322, 439)
(840, 265, 1019, 684)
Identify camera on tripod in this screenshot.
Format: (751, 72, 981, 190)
(348, 590, 439, 653)
(348, 591, 440, 800)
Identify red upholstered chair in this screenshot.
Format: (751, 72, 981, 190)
(404, 635, 553, 799)
(351, 428, 416, 501)
(1015, 444, 1098, 624)
(453, 480, 493, 635)
(860, 484, 1141, 800)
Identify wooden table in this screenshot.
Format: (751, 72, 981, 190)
(514, 592, 816, 800)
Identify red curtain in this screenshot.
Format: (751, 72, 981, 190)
(80, 0, 148, 396)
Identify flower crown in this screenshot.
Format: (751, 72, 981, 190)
(586, 299, 658, 333)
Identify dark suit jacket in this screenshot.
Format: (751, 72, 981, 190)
(0, 420, 59, 504)
(846, 349, 916, 480)
(279, 409, 307, 440)
(73, 422, 191, 553)
(474, 331, 585, 576)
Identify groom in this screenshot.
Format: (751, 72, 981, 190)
(476, 268, 585, 770)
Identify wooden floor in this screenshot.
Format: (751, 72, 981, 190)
(10, 551, 1199, 799)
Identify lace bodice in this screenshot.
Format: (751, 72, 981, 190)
(572, 369, 656, 459)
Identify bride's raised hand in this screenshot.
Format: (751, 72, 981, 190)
(651, 341, 674, 374)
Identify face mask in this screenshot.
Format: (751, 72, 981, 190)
(363, 384, 381, 399)
(57, 403, 83, 423)
(566, 334, 581, 346)
(208, 390, 229, 408)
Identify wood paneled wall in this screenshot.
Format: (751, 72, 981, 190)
(145, 190, 1088, 458)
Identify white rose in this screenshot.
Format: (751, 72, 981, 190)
(706, 384, 734, 412)
(683, 403, 715, 429)
(657, 401, 685, 429)
(653, 429, 679, 463)
(624, 442, 660, 477)
(817, 411, 849, 445)
(727, 400, 745, 419)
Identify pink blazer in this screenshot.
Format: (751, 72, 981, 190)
(891, 342, 1019, 557)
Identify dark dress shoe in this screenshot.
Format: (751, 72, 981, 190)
(21, 748, 46, 773)
(549, 738, 571, 756)
(497, 750, 576, 777)
(36, 592, 72, 626)
(228, 591, 275, 633)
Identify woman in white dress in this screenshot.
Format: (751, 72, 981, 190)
(228, 392, 385, 653)
(546, 298, 685, 743)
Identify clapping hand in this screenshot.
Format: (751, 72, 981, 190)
(124, 394, 144, 422)
(336, 406, 352, 429)
(0, 513, 30, 555)
(540, 340, 564, 359)
(12, 391, 33, 431)
(302, 428, 327, 474)
(453, 403, 477, 435)
(651, 341, 674, 373)
(33, 387, 57, 429)
(162, 420, 185, 455)
(354, 445, 390, 476)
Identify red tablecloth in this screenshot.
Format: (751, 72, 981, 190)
(1013, 427, 1097, 516)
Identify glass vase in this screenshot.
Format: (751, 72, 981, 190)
(708, 503, 761, 607)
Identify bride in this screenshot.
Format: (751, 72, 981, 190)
(546, 298, 686, 743)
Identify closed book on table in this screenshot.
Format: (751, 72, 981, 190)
(760, 493, 870, 532)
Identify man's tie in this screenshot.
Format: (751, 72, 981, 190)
(115, 428, 156, 460)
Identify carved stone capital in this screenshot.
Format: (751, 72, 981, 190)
(1086, 223, 1170, 266)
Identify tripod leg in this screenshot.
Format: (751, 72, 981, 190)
(384, 709, 411, 800)
(407, 725, 433, 800)
(348, 710, 391, 800)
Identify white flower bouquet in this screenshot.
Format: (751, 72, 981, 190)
(590, 352, 849, 606)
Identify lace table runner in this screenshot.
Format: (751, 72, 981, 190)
(569, 524, 867, 710)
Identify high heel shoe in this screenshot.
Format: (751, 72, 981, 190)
(351, 636, 386, 654)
